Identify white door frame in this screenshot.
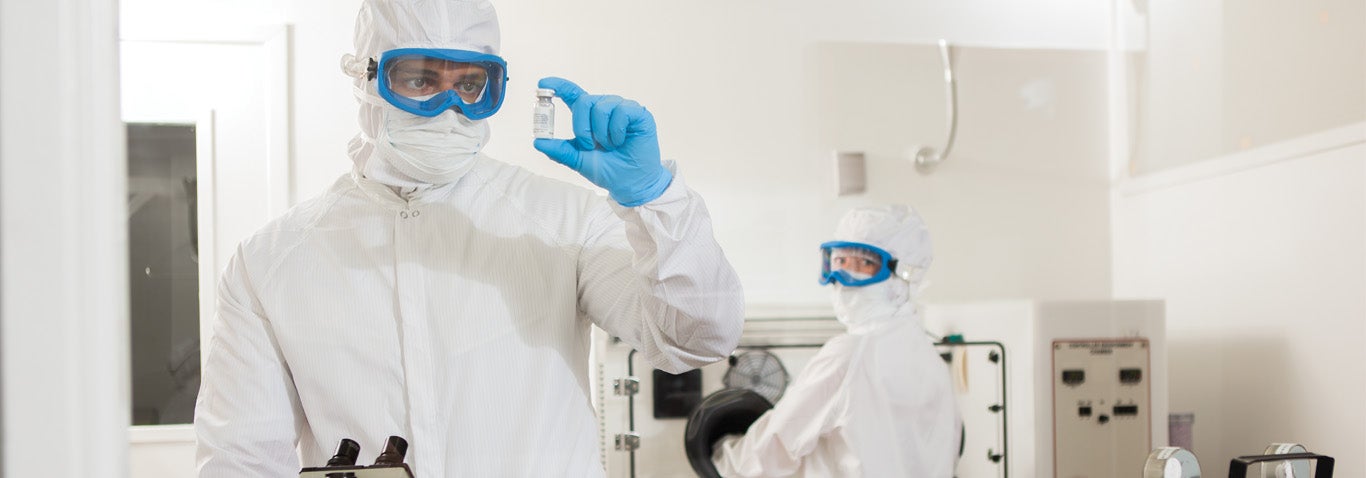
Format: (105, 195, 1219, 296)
(119, 25, 292, 451)
(121, 24, 293, 215)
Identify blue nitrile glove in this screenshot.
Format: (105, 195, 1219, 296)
(533, 77, 673, 207)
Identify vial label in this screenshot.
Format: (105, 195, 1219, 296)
(533, 103, 554, 139)
(533, 88, 557, 139)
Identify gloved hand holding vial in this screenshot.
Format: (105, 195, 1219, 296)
(532, 77, 672, 207)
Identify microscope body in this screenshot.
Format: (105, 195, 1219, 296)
(300, 436, 415, 478)
(297, 465, 414, 478)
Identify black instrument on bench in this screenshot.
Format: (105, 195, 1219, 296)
(299, 436, 415, 478)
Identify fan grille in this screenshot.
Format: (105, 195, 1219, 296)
(723, 350, 790, 403)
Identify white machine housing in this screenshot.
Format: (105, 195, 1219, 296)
(924, 300, 1167, 478)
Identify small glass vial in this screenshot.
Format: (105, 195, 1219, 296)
(532, 88, 555, 139)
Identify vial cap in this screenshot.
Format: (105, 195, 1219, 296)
(536, 88, 556, 98)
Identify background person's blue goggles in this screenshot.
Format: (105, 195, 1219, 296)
(819, 241, 899, 287)
(375, 48, 508, 120)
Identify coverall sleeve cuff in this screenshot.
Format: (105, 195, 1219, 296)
(611, 160, 686, 215)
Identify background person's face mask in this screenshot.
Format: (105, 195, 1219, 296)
(833, 283, 896, 326)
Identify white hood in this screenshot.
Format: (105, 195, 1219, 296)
(828, 205, 933, 333)
(340, 0, 502, 189)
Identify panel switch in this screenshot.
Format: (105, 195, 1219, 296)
(1062, 369, 1085, 385)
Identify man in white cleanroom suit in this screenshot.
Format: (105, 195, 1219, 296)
(193, 0, 745, 476)
(712, 205, 960, 477)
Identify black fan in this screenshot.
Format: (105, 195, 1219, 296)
(723, 350, 790, 404)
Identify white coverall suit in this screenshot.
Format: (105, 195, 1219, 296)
(193, 1, 745, 476)
(712, 205, 960, 477)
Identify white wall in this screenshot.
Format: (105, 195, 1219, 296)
(1112, 124, 1366, 476)
(120, 0, 1119, 474)
(111, 1, 1366, 477)
(138, 0, 1121, 310)
(116, 2, 1366, 478)
(1131, 0, 1365, 173)
(311, 1, 1116, 308)
(279, 0, 1119, 235)
(1112, 1, 1366, 472)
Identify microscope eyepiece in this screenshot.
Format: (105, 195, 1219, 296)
(325, 438, 361, 467)
(374, 436, 409, 465)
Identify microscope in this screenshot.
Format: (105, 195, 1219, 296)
(299, 436, 415, 478)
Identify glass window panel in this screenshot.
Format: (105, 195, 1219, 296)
(127, 122, 200, 426)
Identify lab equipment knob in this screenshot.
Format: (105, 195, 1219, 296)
(1229, 452, 1334, 478)
(374, 436, 409, 465)
(1260, 443, 1311, 478)
(1144, 447, 1200, 478)
(326, 438, 361, 467)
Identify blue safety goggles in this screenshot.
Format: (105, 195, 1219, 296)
(818, 241, 899, 287)
(374, 48, 508, 120)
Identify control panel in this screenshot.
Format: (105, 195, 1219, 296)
(1052, 339, 1151, 477)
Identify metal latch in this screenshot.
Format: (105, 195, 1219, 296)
(613, 377, 639, 396)
(614, 432, 641, 452)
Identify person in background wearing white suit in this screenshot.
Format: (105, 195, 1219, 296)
(711, 205, 960, 477)
(193, 0, 745, 476)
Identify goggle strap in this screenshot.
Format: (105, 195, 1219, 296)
(366, 58, 378, 81)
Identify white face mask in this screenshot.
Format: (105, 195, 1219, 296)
(352, 84, 491, 186)
(833, 284, 897, 328)
(831, 278, 919, 334)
